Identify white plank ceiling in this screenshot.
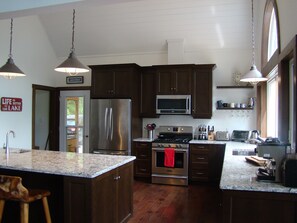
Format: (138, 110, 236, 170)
(0, 0, 256, 58)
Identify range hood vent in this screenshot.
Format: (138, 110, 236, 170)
(166, 39, 184, 64)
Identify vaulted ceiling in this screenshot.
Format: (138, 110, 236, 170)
(0, 0, 256, 58)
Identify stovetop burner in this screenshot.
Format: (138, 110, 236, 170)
(153, 126, 193, 144)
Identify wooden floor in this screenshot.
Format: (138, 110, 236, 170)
(128, 180, 222, 223)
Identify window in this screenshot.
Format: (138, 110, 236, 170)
(289, 59, 296, 152)
(267, 8, 278, 60)
(260, 0, 280, 138)
(266, 66, 278, 137)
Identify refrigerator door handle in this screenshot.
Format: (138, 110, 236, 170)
(105, 108, 109, 140)
(110, 108, 113, 140)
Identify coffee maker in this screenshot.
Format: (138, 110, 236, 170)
(256, 138, 288, 182)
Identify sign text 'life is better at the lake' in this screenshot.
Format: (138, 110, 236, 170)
(1, 97, 22, 112)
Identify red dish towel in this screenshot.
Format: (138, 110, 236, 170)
(164, 148, 175, 168)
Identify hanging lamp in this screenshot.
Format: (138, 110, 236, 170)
(55, 9, 89, 76)
(240, 0, 267, 85)
(0, 18, 25, 79)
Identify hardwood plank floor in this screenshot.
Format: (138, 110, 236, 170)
(129, 180, 222, 223)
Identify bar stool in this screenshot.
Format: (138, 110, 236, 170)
(0, 175, 52, 223)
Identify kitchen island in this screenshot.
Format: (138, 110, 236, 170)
(220, 142, 297, 223)
(0, 149, 135, 223)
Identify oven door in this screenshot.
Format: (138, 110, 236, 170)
(152, 147, 188, 176)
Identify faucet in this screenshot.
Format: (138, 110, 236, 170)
(6, 130, 15, 154)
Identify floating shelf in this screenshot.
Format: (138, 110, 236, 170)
(216, 86, 254, 89)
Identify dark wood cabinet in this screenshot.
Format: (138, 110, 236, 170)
(192, 64, 216, 119)
(155, 65, 192, 95)
(222, 190, 297, 223)
(132, 141, 152, 178)
(64, 162, 133, 223)
(90, 63, 140, 99)
(140, 67, 158, 117)
(189, 143, 225, 183)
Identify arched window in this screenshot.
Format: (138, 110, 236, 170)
(267, 8, 278, 61)
(260, 0, 280, 137)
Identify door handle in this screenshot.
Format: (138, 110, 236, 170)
(110, 108, 113, 140)
(105, 108, 109, 140)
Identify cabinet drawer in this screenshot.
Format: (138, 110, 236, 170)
(134, 142, 151, 149)
(191, 144, 212, 150)
(191, 152, 209, 164)
(134, 160, 151, 177)
(190, 168, 209, 181)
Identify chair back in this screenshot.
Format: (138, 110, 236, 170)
(0, 175, 29, 201)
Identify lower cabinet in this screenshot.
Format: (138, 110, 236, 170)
(64, 162, 133, 223)
(222, 190, 297, 223)
(189, 143, 225, 183)
(132, 141, 152, 178)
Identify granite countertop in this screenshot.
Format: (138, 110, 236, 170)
(220, 142, 297, 194)
(133, 138, 154, 142)
(0, 149, 135, 178)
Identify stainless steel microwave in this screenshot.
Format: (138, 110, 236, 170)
(156, 95, 191, 115)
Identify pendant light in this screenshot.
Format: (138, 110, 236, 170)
(240, 0, 267, 85)
(55, 9, 89, 76)
(0, 18, 25, 79)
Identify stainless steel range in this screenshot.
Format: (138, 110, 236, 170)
(152, 126, 193, 186)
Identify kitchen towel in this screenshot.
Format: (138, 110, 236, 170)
(164, 148, 175, 168)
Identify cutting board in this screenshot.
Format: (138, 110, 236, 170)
(245, 156, 267, 166)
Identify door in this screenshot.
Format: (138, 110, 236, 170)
(60, 90, 90, 153)
(32, 84, 59, 151)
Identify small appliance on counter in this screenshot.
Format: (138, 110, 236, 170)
(256, 138, 288, 182)
(231, 130, 251, 142)
(215, 131, 230, 141)
(282, 155, 297, 188)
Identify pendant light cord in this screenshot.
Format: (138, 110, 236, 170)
(9, 18, 13, 58)
(251, 0, 255, 66)
(71, 9, 75, 52)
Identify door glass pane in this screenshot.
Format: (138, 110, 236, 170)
(66, 97, 84, 153)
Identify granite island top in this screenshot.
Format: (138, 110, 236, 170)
(0, 149, 135, 178)
(220, 141, 297, 194)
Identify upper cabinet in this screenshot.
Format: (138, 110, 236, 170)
(90, 64, 140, 99)
(140, 67, 158, 118)
(192, 64, 216, 119)
(155, 65, 192, 95)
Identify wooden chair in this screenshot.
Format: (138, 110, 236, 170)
(0, 175, 52, 223)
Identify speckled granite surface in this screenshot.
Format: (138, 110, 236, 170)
(133, 138, 154, 142)
(0, 149, 135, 178)
(220, 142, 297, 194)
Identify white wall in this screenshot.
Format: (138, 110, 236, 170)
(0, 16, 58, 148)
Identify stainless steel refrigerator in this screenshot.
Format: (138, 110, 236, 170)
(89, 99, 131, 155)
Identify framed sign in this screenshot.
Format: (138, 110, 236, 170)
(1, 97, 22, 112)
(66, 76, 84, 84)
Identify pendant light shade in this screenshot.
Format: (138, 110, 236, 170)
(0, 18, 25, 79)
(240, 0, 267, 85)
(55, 9, 89, 76)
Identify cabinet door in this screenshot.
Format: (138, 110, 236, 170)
(91, 68, 115, 98)
(140, 67, 158, 117)
(156, 69, 174, 94)
(93, 169, 117, 223)
(174, 67, 192, 94)
(209, 144, 225, 182)
(114, 69, 134, 98)
(117, 162, 133, 222)
(192, 65, 215, 119)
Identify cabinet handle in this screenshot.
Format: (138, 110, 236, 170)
(196, 157, 205, 160)
(196, 172, 204, 175)
(140, 168, 147, 171)
(197, 146, 205, 149)
(114, 176, 121, 180)
(140, 155, 147, 158)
